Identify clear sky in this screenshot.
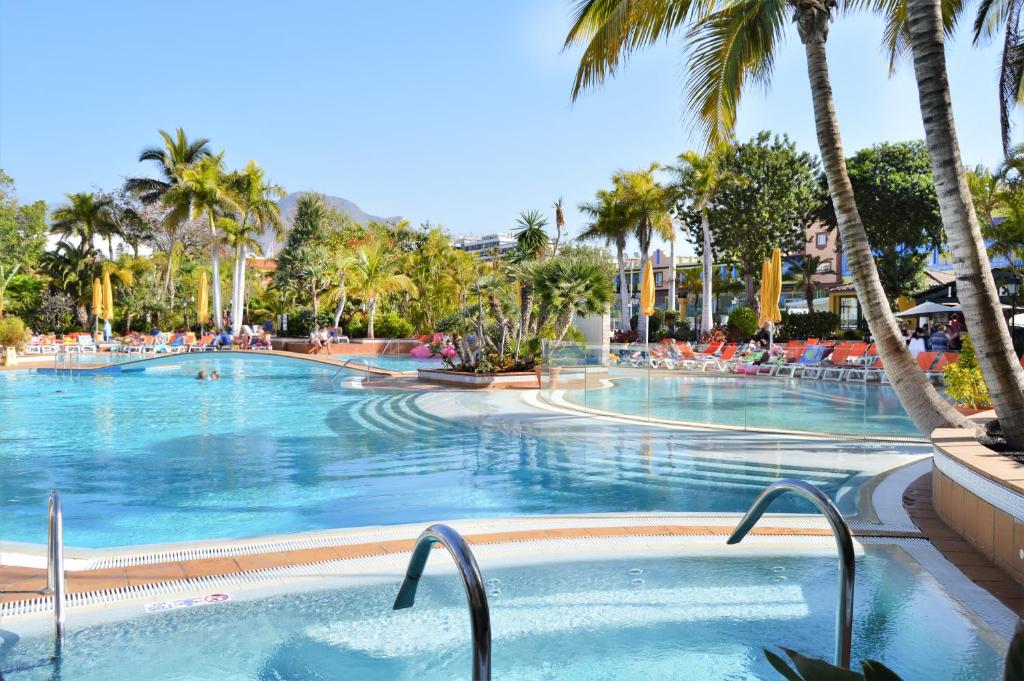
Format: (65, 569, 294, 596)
(0, 1, 1008, 255)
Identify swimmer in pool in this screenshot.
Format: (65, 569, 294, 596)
(197, 370, 207, 380)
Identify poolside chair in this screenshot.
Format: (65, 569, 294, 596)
(77, 334, 98, 353)
(61, 335, 80, 353)
(820, 345, 856, 381)
(165, 334, 188, 353)
(773, 344, 807, 378)
(191, 334, 218, 352)
(929, 352, 957, 384)
(24, 336, 43, 354)
(794, 345, 829, 379)
(710, 344, 740, 372)
(678, 342, 720, 370)
(846, 356, 884, 382)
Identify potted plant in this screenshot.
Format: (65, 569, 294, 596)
(0, 316, 30, 366)
(943, 335, 991, 415)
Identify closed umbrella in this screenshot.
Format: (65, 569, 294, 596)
(91, 277, 104, 323)
(102, 270, 114, 322)
(758, 259, 771, 328)
(766, 248, 782, 346)
(640, 260, 656, 344)
(197, 272, 210, 328)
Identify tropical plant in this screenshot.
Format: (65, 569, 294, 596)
(40, 241, 99, 328)
(50, 192, 118, 257)
(561, 0, 967, 434)
(793, 255, 823, 313)
(777, 310, 840, 343)
(578, 186, 633, 332)
(530, 253, 615, 341)
(226, 161, 284, 333)
(0, 315, 29, 351)
(125, 128, 212, 300)
(727, 305, 758, 339)
(169, 154, 238, 330)
(512, 210, 550, 261)
(274, 195, 334, 317)
(898, 0, 1024, 445)
(344, 239, 418, 339)
(0, 171, 47, 319)
(668, 143, 738, 332)
(552, 197, 566, 256)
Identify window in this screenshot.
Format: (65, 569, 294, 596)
(654, 272, 664, 286)
(816, 233, 828, 249)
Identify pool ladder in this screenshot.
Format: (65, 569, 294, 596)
(728, 479, 855, 669)
(393, 524, 491, 680)
(0, 490, 65, 666)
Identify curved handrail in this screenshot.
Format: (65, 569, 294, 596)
(727, 479, 855, 669)
(392, 524, 491, 680)
(47, 489, 66, 657)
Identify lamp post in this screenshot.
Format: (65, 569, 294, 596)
(1002, 275, 1020, 335)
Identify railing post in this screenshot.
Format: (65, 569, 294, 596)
(727, 479, 855, 669)
(47, 490, 65, 657)
(393, 524, 491, 680)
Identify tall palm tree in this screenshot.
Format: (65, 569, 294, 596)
(564, 0, 967, 433)
(970, 0, 1024, 154)
(219, 217, 264, 330)
(794, 255, 823, 312)
(667, 145, 738, 333)
(613, 163, 675, 339)
(50, 193, 117, 258)
(125, 128, 212, 300)
(578, 186, 634, 332)
(898, 0, 1024, 442)
(227, 161, 284, 334)
(346, 240, 419, 339)
(552, 197, 567, 256)
(511, 210, 551, 334)
(169, 154, 238, 331)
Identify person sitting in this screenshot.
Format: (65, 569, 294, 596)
(310, 326, 324, 353)
(213, 330, 233, 349)
(908, 329, 927, 358)
(257, 332, 273, 349)
(929, 324, 951, 353)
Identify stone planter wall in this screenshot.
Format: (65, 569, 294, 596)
(417, 369, 539, 389)
(272, 339, 419, 355)
(931, 428, 1024, 585)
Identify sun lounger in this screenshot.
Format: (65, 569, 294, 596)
(709, 344, 740, 372)
(847, 357, 884, 382)
(77, 334, 98, 352)
(191, 335, 218, 352)
(773, 345, 807, 378)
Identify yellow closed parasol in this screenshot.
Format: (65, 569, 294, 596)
(197, 272, 210, 326)
(102, 270, 114, 322)
(92, 277, 105, 321)
(640, 260, 656, 343)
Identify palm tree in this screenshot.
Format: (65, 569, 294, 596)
(794, 255, 822, 312)
(219, 217, 264, 330)
(552, 197, 567, 256)
(125, 128, 212, 300)
(169, 154, 238, 331)
(613, 163, 675, 339)
(41, 241, 100, 328)
(532, 254, 616, 341)
(969, 0, 1024, 154)
(511, 210, 551, 334)
(50, 193, 118, 258)
(898, 0, 1024, 442)
(346, 240, 419, 339)
(667, 145, 738, 333)
(564, 0, 967, 433)
(578, 186, 633, 332)
(227, 161, 284, 334)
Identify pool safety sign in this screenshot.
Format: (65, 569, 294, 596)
(144, 593, 230, 613)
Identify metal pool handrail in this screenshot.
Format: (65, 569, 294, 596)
(46, 489, 66, 657)
(727, 479, 855, 669)
(393, 524, 491, 681)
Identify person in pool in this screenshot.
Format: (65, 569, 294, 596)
(197, 370, 207, 380)
(210, 371, 220, 381)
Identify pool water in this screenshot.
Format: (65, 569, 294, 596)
(0, 549, 1006, 679)
(336, 354, 444, 372)
(561, 371, 922, 438)
(0, 355, 925, 547)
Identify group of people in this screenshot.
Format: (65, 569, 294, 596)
(905, 317, 962, 357)
(195, 370, 221, 381)
(309, 326, 347, 354)
(208, 326, 273, 350)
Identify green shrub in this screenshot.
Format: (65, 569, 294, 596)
(346, 311, 367, 338)
(726, 306, 759, 339)
(373, 310, 414, 338)
(0, 316, 30, 351)
(630, 308, 664, 338)
(289, 308, 332, 338)
(944, 335, 990, 409)
(777, 310, 839, 342)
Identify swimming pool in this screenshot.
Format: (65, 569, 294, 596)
(336, 354, 444, 372)
(0, 355, 925, 547)
(558, 370, 922, 438)
(0, 547, 1006, 679)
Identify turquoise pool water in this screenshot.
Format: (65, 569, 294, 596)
(0, 549, 1005, 679)
(0, 355, 925, 547)
(560, 371, 922, 438)
(336, 354, 444, 372)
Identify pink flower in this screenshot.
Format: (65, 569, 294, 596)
(442, 346, 457, 358)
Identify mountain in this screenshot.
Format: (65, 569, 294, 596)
(260, 192, 403, 256)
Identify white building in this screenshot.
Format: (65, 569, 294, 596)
(452, 233, 519, 260)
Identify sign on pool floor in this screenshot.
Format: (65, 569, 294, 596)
(144, 593, 230, 613)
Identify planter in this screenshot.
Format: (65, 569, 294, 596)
(417, 368, 540, 389)
(548, 366, 562, 389)
(954, 405, 988, 416)
(1, 347, 15, 366)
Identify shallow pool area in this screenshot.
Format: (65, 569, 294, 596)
(0, 546, 1006, 680)
(0, 354, 926, 547)
(557, 370, 923, 438)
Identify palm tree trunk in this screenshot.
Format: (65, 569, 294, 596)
(701, 211, 714, 333)
(616, 241, 631, 333)
(208, 212, 223, 332)
(332, 274, 347, 329)
(555, 307, 575, 341)
(906, 0, 1024, 444)
(367, 297, 377, 339)
(238, 254, 248, 328)
(231, 248, 242, 335)
(800, 28, 968, 433)
(520, 285, 534, 334)
(637, 221, 650, 340)
(805, 282, 816, 313)
(668, 233, 677, 312)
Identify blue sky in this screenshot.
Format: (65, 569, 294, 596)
(0, 1, 1007, 254)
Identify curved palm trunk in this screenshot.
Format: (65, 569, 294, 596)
(800, 26, 968, 433)
(367, 296, 377, 339)
(555, 306, 576, 341)
(521, 285, 535, 334)
(906, 0, 1024, 444)
(616, 240, 631, 333)
(332, 274, 347, 330)
(208, 212, 223, 332)
(701, 211, 714, 333)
